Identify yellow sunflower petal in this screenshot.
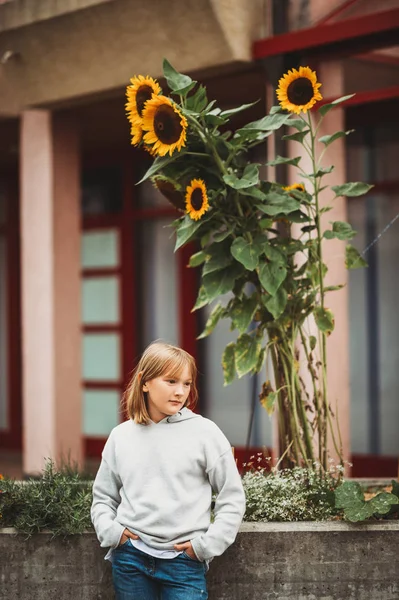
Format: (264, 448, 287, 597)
(283, 183, 305, 193)
(125, 75, 162, 127)
(185, 179, 209, 221)
(142, 95, 187, 157)
(130, 122, 143, 146)
(276, 66, 322, 114)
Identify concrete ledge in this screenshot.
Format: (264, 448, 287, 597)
(1, 522, 399, 599)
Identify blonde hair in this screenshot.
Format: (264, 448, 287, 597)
(123, 341, 198, 425)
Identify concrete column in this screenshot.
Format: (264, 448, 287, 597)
(20, 110, 82, 475)
(317, 61, 351, 471)
(287, 61, 351, 470)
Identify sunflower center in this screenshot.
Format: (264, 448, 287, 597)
(136, 86, 154, 116)
(287, 77, 314, 105)
(154, 105, 183, 144)
(191, 188, 204, 211)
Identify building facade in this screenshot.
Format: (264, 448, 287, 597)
(0, 0, 398, 476)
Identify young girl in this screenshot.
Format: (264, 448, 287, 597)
(91, 340, 246, 600)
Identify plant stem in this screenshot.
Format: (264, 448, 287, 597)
(307, 111, 330, 471)
(299, 326, 323, 464)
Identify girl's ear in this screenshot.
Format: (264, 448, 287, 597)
(138, 371, 148, 391)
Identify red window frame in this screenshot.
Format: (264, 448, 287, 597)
(83, 154, 199, 458)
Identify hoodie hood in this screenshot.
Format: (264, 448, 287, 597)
(160, 407, 201, 424)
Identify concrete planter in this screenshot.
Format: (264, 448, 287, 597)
(1, 521, 398, 600)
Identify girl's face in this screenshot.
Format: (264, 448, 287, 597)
(142, 364, 192, 423)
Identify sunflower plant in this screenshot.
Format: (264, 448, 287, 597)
(126, 60, 371, 472)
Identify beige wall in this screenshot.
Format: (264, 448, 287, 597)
(0, 0, 113, 32)
(0, 0, 263, 117)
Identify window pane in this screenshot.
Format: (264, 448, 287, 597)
(348, 193, 399, 456)
(83, 389, 120, 436)
(83, 333, 120, 381)
(82, 277, 119, 324)
(81, 166, 122, 215)
(376, 193, 399, 455)
(199, 297, 272, 448)
(81, 230, 119, 269)
(0, 236, 8, 429)
(347, 199, 369, 453)
(135, 219, 178, 348)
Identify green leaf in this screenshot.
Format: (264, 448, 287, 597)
(261, 390, 278, 416)
(269, 105, 284, 115)
(175, 216, 203, 251)
(314, 306, 335, 335)
(334, 481, 365, 508)
(163, 58, 194, 92)
(230, 295, 258, 333)
(309, 335, 317, 351)
(261, 244, 284, 263)
(391, 480, 399, 498)
(345, 245, 368, 269)
(223, 163, 260, 190)
(205, 113, 228, 126)
(256, 191, 300, 216)
(234, 334, 261, 378)
(369, 492, 399, 515)
(319, 94, 355, 117)
(202, 241, 232, 276)
(239, 186, 267, 201)
(287, 118, 307, 131)
(258, 261, 287, 296)
(138, 153, 182, 184)
(332, 182, 373, 197)
(344, 503, 375, 522)
(220, 101, 259, 118)
(318, 130, 354, 147)
(189, 251, 207, 267)
(222, 342, 236, 386)
(323, 221, 356, 241)
(202, 263, 243, 303)
(230, 237, 261, 271)
(302, 165, 334, 179)
(325, 284, 344, 292)
(172, 81, 197, 96)
(186, 85, 208, 112)
(264, 287, 287, 320)
(192, 285, 209, 311)
(197, 303, 225, 339)
(282, 130, 310, 143)
(237, 112, 292, 134)
(266, 155, 301, 167)
(213, 226, 234, 242)
(253, 346, 266, 374)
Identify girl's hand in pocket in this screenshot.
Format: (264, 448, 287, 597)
(119, 528, 140, 546)
(173, 540, 198, 560)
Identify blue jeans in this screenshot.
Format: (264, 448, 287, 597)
(112, 540, 208, 600)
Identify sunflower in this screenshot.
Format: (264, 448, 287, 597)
(130, 122, 143, 145)
(283, 183, 305, 193)
(276, 67, 322, 114)
(185, 179, 209, 221)
(141, 95, 188, 157)
(154, 178, 186, 211)
(125, 75, 162, 127)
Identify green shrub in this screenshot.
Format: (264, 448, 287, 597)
(243, 462, 343, 522)
(0, 460, 93, 537)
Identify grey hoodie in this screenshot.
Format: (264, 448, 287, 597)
(91, 408, 245, 562)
